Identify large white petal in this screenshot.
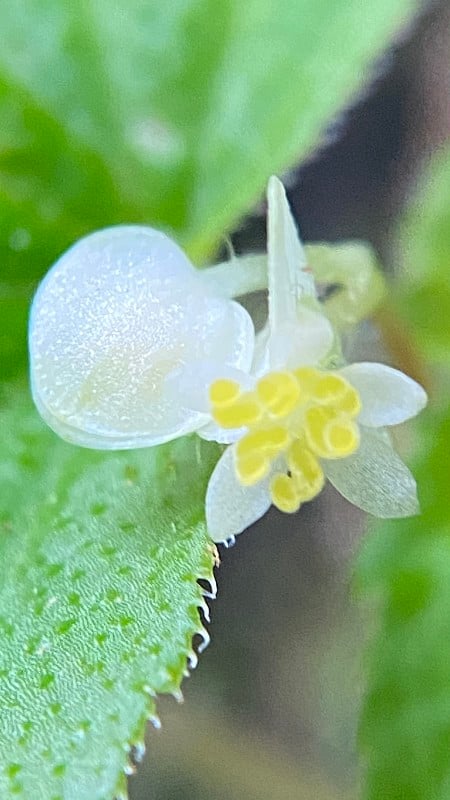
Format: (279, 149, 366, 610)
(340, 362, 427, 427)
(29, 226, 254, 449)
(206, 446, 272, 543)
(323, 427, 419, 517)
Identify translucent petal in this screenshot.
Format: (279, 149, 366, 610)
(205, 446, 272, 542)
(323, 427, 419, 517)
(257, 177, 333, 372)
(340, 362, 427, 427)
(29, 225, 254, 449)
(267, 307, 334, 369)
(267, 176, 315, 333)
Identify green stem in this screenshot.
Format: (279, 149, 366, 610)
(202, 254, 268, 298)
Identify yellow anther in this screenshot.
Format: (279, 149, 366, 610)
(270, 473, 302, 513)
(313, 372, 361, 418)
(303, 405, 335, 457)
(314, 373, 349, 403)
(287, 441, 324, 500)
(287, 440, 318, 477)
(293, 366, 321, 395)
(324, 419, 360, 458)
(212, 394, 262, 428)
(337, 385, 361, 417)
(236, 451, 270, 486)
(236, 426, 290, 460)
(256, 371, 301, 417)
(209, 378, 241, 407)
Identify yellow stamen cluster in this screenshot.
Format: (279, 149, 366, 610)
(209, 367, 361, 514)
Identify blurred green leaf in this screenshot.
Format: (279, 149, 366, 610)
(358, 408, 450, 800)
(0, 287, 29, 379)
(396, 149, 450, 362)
(358, 149, 450, 800)
(0, 397, 219, 800)
(0, 0, 417, 264)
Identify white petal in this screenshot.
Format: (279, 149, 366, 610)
(206, 446, 272, 543)
(267, 176, 316, 335)
(252, 325, 271, 376)
(340, 362, 427, 427)
(29, 226, 254, 449)
(323, 427, 419, 517)
(197, 421, 245, 445)
(267, 307, 334, 369)
(199, 297, 255, 374)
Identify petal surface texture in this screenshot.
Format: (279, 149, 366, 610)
(340, 362, 427, 427)
(205, 446, 272, 542)
(323, 427, 419, 517)
(29, 225, 254, 448)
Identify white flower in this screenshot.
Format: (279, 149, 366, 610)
(29, 177, 427, 546)
(202, 177, 427, 543)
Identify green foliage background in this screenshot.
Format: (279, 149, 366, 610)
(1, 1, 449, 799)
(357, 150, 450, 800)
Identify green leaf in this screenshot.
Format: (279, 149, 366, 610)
(0, 396, 219, 800)
(396, 148, 450, 362)
(357, 408, 450, 800)
(0, 0, 417, 265)
(357, 148, 450, 800)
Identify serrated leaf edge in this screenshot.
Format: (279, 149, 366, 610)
(111, 566, 218, 800)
